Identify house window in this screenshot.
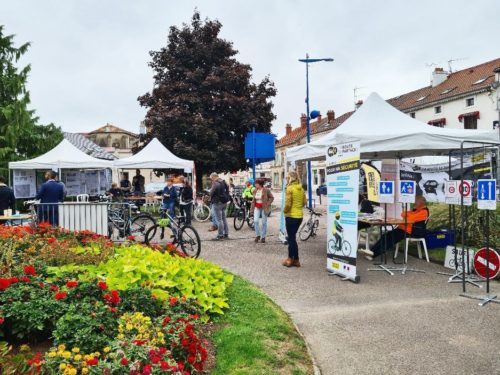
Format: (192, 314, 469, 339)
(410, 112, 416, 118)
(434, 106, 441, 114)
(464, 116, 477, 129)
(466, 97, 474, 107)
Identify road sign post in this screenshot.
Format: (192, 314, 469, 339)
(477, 179, 497, 210)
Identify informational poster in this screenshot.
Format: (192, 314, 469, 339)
(12, 170, 37, 198)
(444, 246, 474, 273)
(477, 179, 497, 210)
(398, 180, 416, 203)
(85, 171, 100, 195)
(326, 142, 360, 282)
(63, 170, 84, 196)
(444, 180, 472, 206)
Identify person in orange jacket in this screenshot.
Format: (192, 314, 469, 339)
(361, 195, 429, 259)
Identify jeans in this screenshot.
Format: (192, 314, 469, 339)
(213, 202, 228, 237)
(254, 208, 268, 238)
(285, 217, 303, 260)
(211, 203, 218, 228)
(162, 201, 175, 218)
(372, 228, 407, 257)
(180, 203, 192, 225)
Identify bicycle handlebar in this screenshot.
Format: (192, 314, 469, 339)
(307, 207, 322, 216)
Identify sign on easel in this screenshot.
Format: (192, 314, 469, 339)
(474, 248, 500, 279)
(477, 179, 497, 210)
(325, 142, 360, 283)
(445, 180, 472, 206)
(398, 180, 416, 203)
(378, 181, 395, 204)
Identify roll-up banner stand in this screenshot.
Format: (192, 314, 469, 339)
(326, 142, 360, 283)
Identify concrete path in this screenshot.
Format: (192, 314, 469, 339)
(193, 211, 499, 375)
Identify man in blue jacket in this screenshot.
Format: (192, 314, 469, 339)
(36, 170, 64, 225)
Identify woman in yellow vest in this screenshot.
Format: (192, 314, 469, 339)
(283, 171, 306, 267)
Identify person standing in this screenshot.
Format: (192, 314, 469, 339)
(161, 178, 177, 218)
(107, 182, 124, 202)
(120, 172, 131, 194)
(250, 178, 274, 243)
(179, 179, 193, 225)
(282, 171, 306, 267)
(0, 176, 15, 216)
(132, 169, 145, 194)
(209, 173, 229, 240)
(36, 170, 64, 225)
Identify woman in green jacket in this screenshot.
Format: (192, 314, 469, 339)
(283, 171, 306, 267)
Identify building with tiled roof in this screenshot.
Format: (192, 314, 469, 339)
(85, 123, 139, 159)
(388, 57, 500, 129)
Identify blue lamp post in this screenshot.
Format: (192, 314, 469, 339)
(298, 54, 333, 208)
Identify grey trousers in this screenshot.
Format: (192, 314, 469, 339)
(213, 202, 228, 237)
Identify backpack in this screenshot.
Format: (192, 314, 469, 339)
(218, 180, 231, 204)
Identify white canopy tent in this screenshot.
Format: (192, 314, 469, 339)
(286, 92, 500, 161)
(113, 138, 193, 171)
(8, 139, 113, 169)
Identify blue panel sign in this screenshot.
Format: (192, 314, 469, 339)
(244, 132, 276, 164)
(477, 179, 497, 210)
(398, 180, 416, 203)
(378, 181, 394, 204)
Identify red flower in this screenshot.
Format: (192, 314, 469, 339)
(0, 317, 4, 324)
(50, 285, 59, 291)
(9, 277, 18, 283)
(187, 354, 196, 364)
(127, 235, 135, 241)
(47, 237, 56, 244)
(19, 276, 30, 282)
(162, 316, 171, 326)
(39, 282, 45, 288)
(169, 297, 177, 306)
(86, 357, 99, 366)
(98, 281, 108, 290)
(120, 357, 129, 366)
(104, 290, 121, 305)
(66, 280, 78, 288)
(54, 291, 67, 300)
(133, 340, 146, 346)
(181, 339, 189, 347)
(160, 361, 170, 370)
(142, 364, 152, 375)
(159, 347, 167, 355)
(23, 265, 37, 276)
(0, 278, 12, 290)
(194, 362, 204, 371)
(109, 307, 118, 314)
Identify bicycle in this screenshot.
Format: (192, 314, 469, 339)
(24, 200, 40, 230)
(144, 207, 201, 258)
(193, 192, 211, 222)
(327, 232, 352, 257)
(299, 208, 322, 241)
(233, 199, 254, 230)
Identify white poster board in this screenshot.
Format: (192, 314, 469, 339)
(444, 245, 474, 273)
(12, 170, 36, 198)
(326, 142, 360, 282)
(445, 180, 472, 206)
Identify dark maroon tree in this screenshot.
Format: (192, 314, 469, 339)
(138, 11, 276, 190)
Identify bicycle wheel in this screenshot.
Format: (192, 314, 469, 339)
(327, 239, 336, 254)
(107, 222, 114, 239)
(194, 204, 211, 222)
(247, 214, 255, 230)
(342, 241, 352, 257)
(129, 214, 156, 243)
(179, 225, 201, 258)
(233, 208, 245, 230)
(144, 224, 175, 246)
(311, 219, 320, 237)
(299, 221, 313, 241)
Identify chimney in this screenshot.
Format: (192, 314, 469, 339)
(494, 66, 500, 84)
(355, 100, 363, 110)
(285, 123, 292, 136)
(327, 110, 335, 123)
(432, 67, 448, 87)
(315, 114, 322, 123)
(300, 113, 307, 129)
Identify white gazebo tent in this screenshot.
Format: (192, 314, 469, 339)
(286, 92, 500, 161)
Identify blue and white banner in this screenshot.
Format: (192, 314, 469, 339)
(326, 142, 360, 281)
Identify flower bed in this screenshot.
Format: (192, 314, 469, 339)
(0, 225, 232, 374)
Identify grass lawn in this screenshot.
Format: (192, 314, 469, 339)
(209, 276, 313, 375)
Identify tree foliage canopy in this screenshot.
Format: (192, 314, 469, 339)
(138, 12, 277, 185)
(0, 26, 62, 172)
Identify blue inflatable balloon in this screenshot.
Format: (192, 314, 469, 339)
(310, 110, 321, 119)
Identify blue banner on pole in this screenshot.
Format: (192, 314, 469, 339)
(244, 132, 276, 164)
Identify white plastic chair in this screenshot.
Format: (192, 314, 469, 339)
(76, 194, 89, 202)
(394, 217, 430, 263)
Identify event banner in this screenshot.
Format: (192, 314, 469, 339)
(12, 170, 36, 198)
(360, 163, 380, 202)
(326, 142, 360, 281)
(400, 152, 492, 203)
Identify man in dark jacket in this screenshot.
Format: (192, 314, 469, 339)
(36, 170, 64, 225)
(209, 172, 229, 240)
(0, 176, 15, 216)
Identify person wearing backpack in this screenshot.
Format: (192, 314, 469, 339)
(209, 172, 230, 240)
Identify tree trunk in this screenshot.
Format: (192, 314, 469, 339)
(195, 164, 204, 195)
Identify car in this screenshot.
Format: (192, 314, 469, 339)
(316, 184, 327, 196)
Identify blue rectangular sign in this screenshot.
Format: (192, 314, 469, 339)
(477, 179, 496, 201)
(379, 181, 394, 195)
(244, 132, 276, 163)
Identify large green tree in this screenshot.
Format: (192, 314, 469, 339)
(138, 11, 277, 189)
(0, 26, 62, 174)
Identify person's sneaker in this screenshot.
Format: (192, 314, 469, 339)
(282, 258, 293, 267)
(292, 259, 301, 267)
(261, 238, 266, 243)
(208, 225, 218, 232)
(254, 236, 261, 243)
(223, 234, 229, 239)
(213, 235, 224, 241)
(359, 248, 374, 256)
(365, 255, 373, 261)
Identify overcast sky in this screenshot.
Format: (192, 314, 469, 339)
(1, 0, 499, 137)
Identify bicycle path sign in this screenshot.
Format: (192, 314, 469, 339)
(378, 181, 394, 204)
(477, 179, 497, 210)
(398, 180, 415, 203)
(445, 180, 472, 206)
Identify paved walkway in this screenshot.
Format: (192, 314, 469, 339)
(194, 211, 499, 375)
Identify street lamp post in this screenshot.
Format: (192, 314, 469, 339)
(298, 54, 333, 208)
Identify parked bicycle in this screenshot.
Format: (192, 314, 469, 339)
(233, 199, 254, 230)
(144, 207, 201, 258)
(299, 208, 322, 241)
(193, 192, 211, 222)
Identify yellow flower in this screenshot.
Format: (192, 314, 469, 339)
(62, 351, 72, 359)
(20, 344, 30, 352)
(81, 368, 89, 374)
(103, 346, 111, 353)
(58, 344, 66, 351)
(117, 334, 125, 340)
(93, 352, 101, 357)
(126, 323, 133, 331)
(74, 354, 82, 361)
(59, 363, 67, 370)
(72, 347, 80, 353)
(48, 351, 57, 358)
(67, 368, 77, 375)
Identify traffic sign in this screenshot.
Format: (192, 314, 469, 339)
(398, 180, 416, 203)
(477, 179, 497, 210)
(474, 248, 500, 279)
(378, 181, 395, 204)
(445, 180, 472, 206)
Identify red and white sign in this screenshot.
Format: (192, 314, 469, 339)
(444, 180, 472, 205)
(474, 248, 500, 279)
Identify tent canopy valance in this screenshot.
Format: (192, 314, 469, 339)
(113, 138, 193, 171)
(286, 92, 500, 161)
(8, 139, 113, 170)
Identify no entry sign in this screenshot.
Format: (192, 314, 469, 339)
(474, 248, 500, 279)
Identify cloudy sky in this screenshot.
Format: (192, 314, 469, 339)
(1, 0, 499, 137)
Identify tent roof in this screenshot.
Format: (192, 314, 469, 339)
(8, 139, 113, 170)
(286, 92, 500, 161)
(113, 138, 193, 170)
